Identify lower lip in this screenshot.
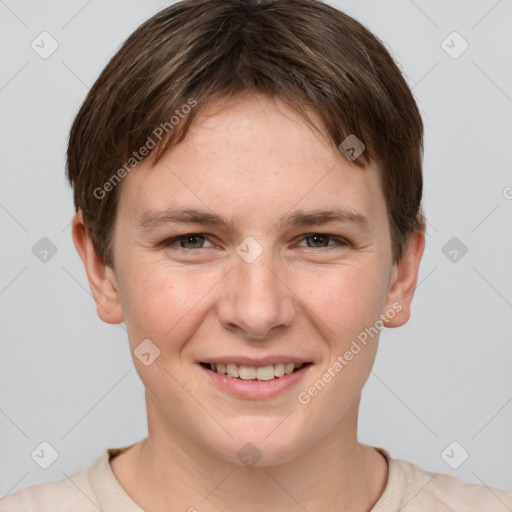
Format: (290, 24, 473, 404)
(198, 363, 313, 399)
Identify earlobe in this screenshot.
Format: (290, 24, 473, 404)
(71, 210, 124, 325)
(383, 230, 425, 328)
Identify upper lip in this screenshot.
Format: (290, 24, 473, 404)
(198, 356, 312, 366)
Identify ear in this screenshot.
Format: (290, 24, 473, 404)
(383, 229, 425, 328)
(71, 210, 124, 324)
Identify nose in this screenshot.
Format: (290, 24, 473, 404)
(217, 248, 296, 341)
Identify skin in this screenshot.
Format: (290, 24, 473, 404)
(72, 93, 425, 512)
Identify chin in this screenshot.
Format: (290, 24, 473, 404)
(205, 420, 308, 468)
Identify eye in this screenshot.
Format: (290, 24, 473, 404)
(296, 233, 348, 251)
(161, 233, 214, 250)
(159, 232, 349, 253)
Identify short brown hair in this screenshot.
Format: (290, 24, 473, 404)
(66, 0, 425, 269)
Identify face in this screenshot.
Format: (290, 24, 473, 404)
(75, 94, 423, 467)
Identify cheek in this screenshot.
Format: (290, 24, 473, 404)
(118, 253, 388, 356)
(118, 259, 224, 344)
(293, 263, 386, 344)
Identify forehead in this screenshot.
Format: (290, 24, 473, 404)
(116, 95, 386, 232)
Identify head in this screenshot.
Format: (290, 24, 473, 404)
(69, 0, 425, 466)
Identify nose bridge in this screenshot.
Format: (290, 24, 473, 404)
(219, 238, 295, 339)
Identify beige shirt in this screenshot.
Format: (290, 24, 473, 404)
(2, 444, 511, 511)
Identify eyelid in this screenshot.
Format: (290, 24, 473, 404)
(161, 232, 349, 251)
(295, 233, 349, 249)
(160, 233, 214, 249)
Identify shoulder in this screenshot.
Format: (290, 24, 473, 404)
(0, 462, 99, 512)
(378, 447, 512, 511)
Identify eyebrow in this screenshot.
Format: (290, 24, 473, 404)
(137, 206, 371, 232)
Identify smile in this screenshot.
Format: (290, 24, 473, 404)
(198, 360, 314, 399)
(200, 362, 307, 381)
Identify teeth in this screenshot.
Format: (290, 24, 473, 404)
(256, 365, 275, 381)
(239, 365, 256, 380)
(206, 362, 305, 380)
(285, 362, 295, 374)
(274, 363, 285, 377)
(226, 364, 239, 378)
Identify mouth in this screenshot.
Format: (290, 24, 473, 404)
(197, 359, 313, 399)
(199, 361, 312, 381)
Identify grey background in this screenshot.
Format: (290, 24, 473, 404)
(1, 0, 511, 499)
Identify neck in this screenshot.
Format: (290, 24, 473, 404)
(111, 399, 388, 512)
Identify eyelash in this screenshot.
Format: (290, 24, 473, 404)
(160, 233, 349, 253)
